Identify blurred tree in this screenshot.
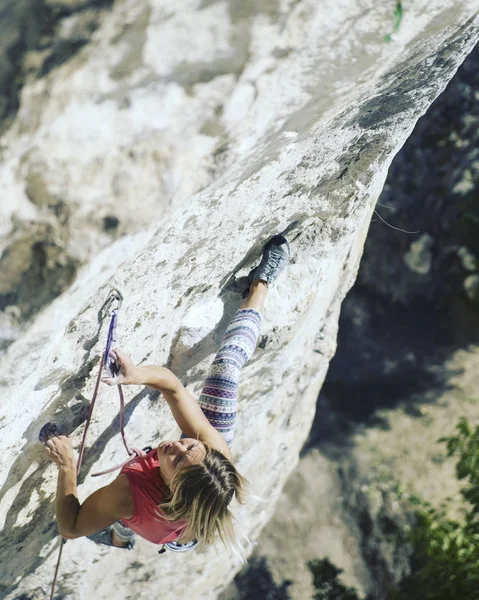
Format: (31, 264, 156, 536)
(307, 558, 361, 600)
(391, 418, 479, 600)
(233, 556, 292, 600)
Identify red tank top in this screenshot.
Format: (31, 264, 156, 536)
(119, 448, 187, 544)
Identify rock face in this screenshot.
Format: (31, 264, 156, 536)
(1, 1, 478, 599)
(321, 38, 479, 599)
(234, 38, 479, 600)
(0, 0, 115, 347)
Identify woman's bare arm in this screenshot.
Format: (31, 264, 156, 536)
(145, 368, 233, 460)
(58, 474, 131, 539)
(44, 435, 132, 538)
(103, 350, 233, 461)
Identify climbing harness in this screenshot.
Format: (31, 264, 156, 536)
(42, 289, 149, 599)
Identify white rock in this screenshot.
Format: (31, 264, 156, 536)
(464, 274, 479, 302)
(458, 246, 477, 272)
(404, 233, 434, 275)
(1, 1, 479, 599)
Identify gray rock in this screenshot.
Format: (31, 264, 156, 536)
(265, 36, 479, 600)
(403, 233, 434, 275)
(464, 273, 479, 302)
(0, 1, 478, 599)
(458, 246, 477, 272)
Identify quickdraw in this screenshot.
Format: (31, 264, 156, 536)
(41, 289, 148, 599)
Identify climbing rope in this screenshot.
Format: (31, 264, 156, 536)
(44, 289, 146, 599)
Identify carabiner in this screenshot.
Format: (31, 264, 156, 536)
(101, 288, 123, 318)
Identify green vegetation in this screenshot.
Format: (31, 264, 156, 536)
(233, 556, 292, 600)
(306, 418, 479, 600)
(233, 419, 479, 600)
(384, 2, 403, 42)
(391, 418, 479, 600)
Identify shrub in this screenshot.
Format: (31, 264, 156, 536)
(307, 558, 360, 600)
(391, 418, 479, 600)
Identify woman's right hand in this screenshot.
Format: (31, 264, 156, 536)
(102, 348, 142, 386)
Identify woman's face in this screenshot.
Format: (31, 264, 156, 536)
(157, 438, 206, 484)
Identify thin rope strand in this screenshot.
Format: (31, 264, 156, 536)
(49, 296, 124, 598)
(118, 385, 132, 455)
(76, 355, 105, 476)
(374, 209, 419, 234)
(50, 538, 65, 599)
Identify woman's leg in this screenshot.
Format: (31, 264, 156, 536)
(240, 279, 268, 312)
(111, 520, 136, 547)
(87, 520, 136, 549)
(197, 280, 267, 447)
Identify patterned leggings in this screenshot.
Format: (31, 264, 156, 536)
(194, 307, 262, 446)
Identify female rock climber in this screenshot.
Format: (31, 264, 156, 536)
(42, 235, 290, 555)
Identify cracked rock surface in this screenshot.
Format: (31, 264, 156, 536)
(232, 40, 479, 600)
(1, 1, 478, 599)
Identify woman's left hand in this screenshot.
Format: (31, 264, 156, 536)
(43, 434, 76, 469)
(102, 348, 141, 386)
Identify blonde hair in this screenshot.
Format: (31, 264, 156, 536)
(157, 444, 248, 556)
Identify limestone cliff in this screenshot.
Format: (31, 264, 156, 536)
(225, 40, 479, 600)
(1, 1, 478, 599)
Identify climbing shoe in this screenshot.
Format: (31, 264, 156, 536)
(87, 526, 135, 550)
(242, 234, 290, 299)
